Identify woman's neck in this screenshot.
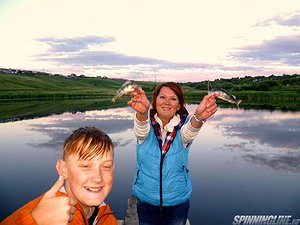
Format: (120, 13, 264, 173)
(156, 114, 171, 127)
(162, 119, 170, 127)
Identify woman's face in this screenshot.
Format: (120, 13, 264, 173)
(155, 86, 180, 125)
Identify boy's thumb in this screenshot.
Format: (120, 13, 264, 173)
(43, 175, 65, 198)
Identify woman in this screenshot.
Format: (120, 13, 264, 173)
(128, 82, 218, 225)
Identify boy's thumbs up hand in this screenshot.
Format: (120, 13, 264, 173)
(43, 174, 65, 198)
(31, 176, 77, 225)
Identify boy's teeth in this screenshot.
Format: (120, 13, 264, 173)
(86, 187, 100, 192)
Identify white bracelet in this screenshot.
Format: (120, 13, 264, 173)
(193, 114, 206, 124)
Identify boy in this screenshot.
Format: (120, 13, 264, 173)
(1, 127, 118, 225)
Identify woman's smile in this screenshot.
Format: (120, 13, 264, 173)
(156, 86, 180, 125)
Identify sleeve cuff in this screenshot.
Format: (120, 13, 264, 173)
(18, 210, 38, 225)
(188, 117, 202, 132)
(134, 113, 149, 125)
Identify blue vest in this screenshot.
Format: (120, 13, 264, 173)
(132, 117, 192, 206)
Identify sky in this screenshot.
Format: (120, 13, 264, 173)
(0, 0, 300, 82)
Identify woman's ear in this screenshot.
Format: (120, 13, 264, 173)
(177, 104, 181, 111)
(56, 160, 68, 179)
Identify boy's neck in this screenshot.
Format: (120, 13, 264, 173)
(84, 206, 95, 219)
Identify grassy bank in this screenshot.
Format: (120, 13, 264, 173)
(0, 98, 128, 122)
(1, 71, 299, 110)
(0, 72, 121, 100)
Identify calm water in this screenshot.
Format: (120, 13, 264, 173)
(0, 105, 299, 224)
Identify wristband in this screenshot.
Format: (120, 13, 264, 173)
(193, 114, 206, 124)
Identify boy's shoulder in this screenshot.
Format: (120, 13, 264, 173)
(1, 194, 44, 225)
(2, 191, 66, 225)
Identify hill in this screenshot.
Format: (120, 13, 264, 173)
(0, 70, 157, 100)
(0, 70, 299, 110)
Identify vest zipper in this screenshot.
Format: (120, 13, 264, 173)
(159, 152, 166, 217)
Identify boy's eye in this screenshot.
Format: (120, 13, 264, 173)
(102, 164, 113, 170)
(79, 164, 90, 168)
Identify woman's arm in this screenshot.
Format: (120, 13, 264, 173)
(134, 114, 150, 143)
(181, 93, 219, 146)
(127, 85, 150, 120)
(191, 93, 218, 128)
(128, 85, 151, 143)
(181, 119, 202, 146)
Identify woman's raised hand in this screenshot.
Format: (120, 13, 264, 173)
(195, 93, 219, 121)
(128, 85, 150, 118)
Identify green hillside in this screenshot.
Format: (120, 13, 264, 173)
(0, 71, 299, 111)
(0, 72, 156, 100)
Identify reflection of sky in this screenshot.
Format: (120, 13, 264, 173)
(208, 108, 300, 173)
(4, 106, 300, 172)
(25, 108, 136, 151)
(0, 106, 299, 222)
(0, 107, 137, 220)
(213, 108, 300, 150)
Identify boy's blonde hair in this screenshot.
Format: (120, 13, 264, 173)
(63, 127, 114, 161)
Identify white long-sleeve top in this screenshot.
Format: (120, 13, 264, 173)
(134, 113, 202, 147)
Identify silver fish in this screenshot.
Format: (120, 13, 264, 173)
(208, 81, 242, 108)
(111, 81, 136, 104)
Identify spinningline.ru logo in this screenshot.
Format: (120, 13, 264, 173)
(232, 215, 300, 225)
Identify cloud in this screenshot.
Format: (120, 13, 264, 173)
(36, 36, 115, 53)
(230, 35, 300, 65)
(237, 11, 300, 66)
(38, 50, 170, 66)
(254, 11, 300, 27)
(273, 13, 300, 26)
(35, 35, 255, 74)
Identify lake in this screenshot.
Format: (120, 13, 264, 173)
(0, 105, 299, 224)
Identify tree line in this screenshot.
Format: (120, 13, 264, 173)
(183, 74, 300, 92)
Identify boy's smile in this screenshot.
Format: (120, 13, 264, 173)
(58, 151, 114, 211)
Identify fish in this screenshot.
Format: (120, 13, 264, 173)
(111, 81, 136, 104)
(207, 81, 242, 108)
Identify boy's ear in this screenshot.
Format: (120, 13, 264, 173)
(56, 160, 68, 179)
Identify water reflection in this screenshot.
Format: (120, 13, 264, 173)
(26, 108, 136, 151)
(0, 106, 299, 223)
(217, 109, 300, 149)
(242, 153, 300, 173)
(212, 108, 300, 173)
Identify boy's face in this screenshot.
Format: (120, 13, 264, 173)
(61, 150, 114, 208)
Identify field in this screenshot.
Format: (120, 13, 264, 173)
(0, 71, 299, 116)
